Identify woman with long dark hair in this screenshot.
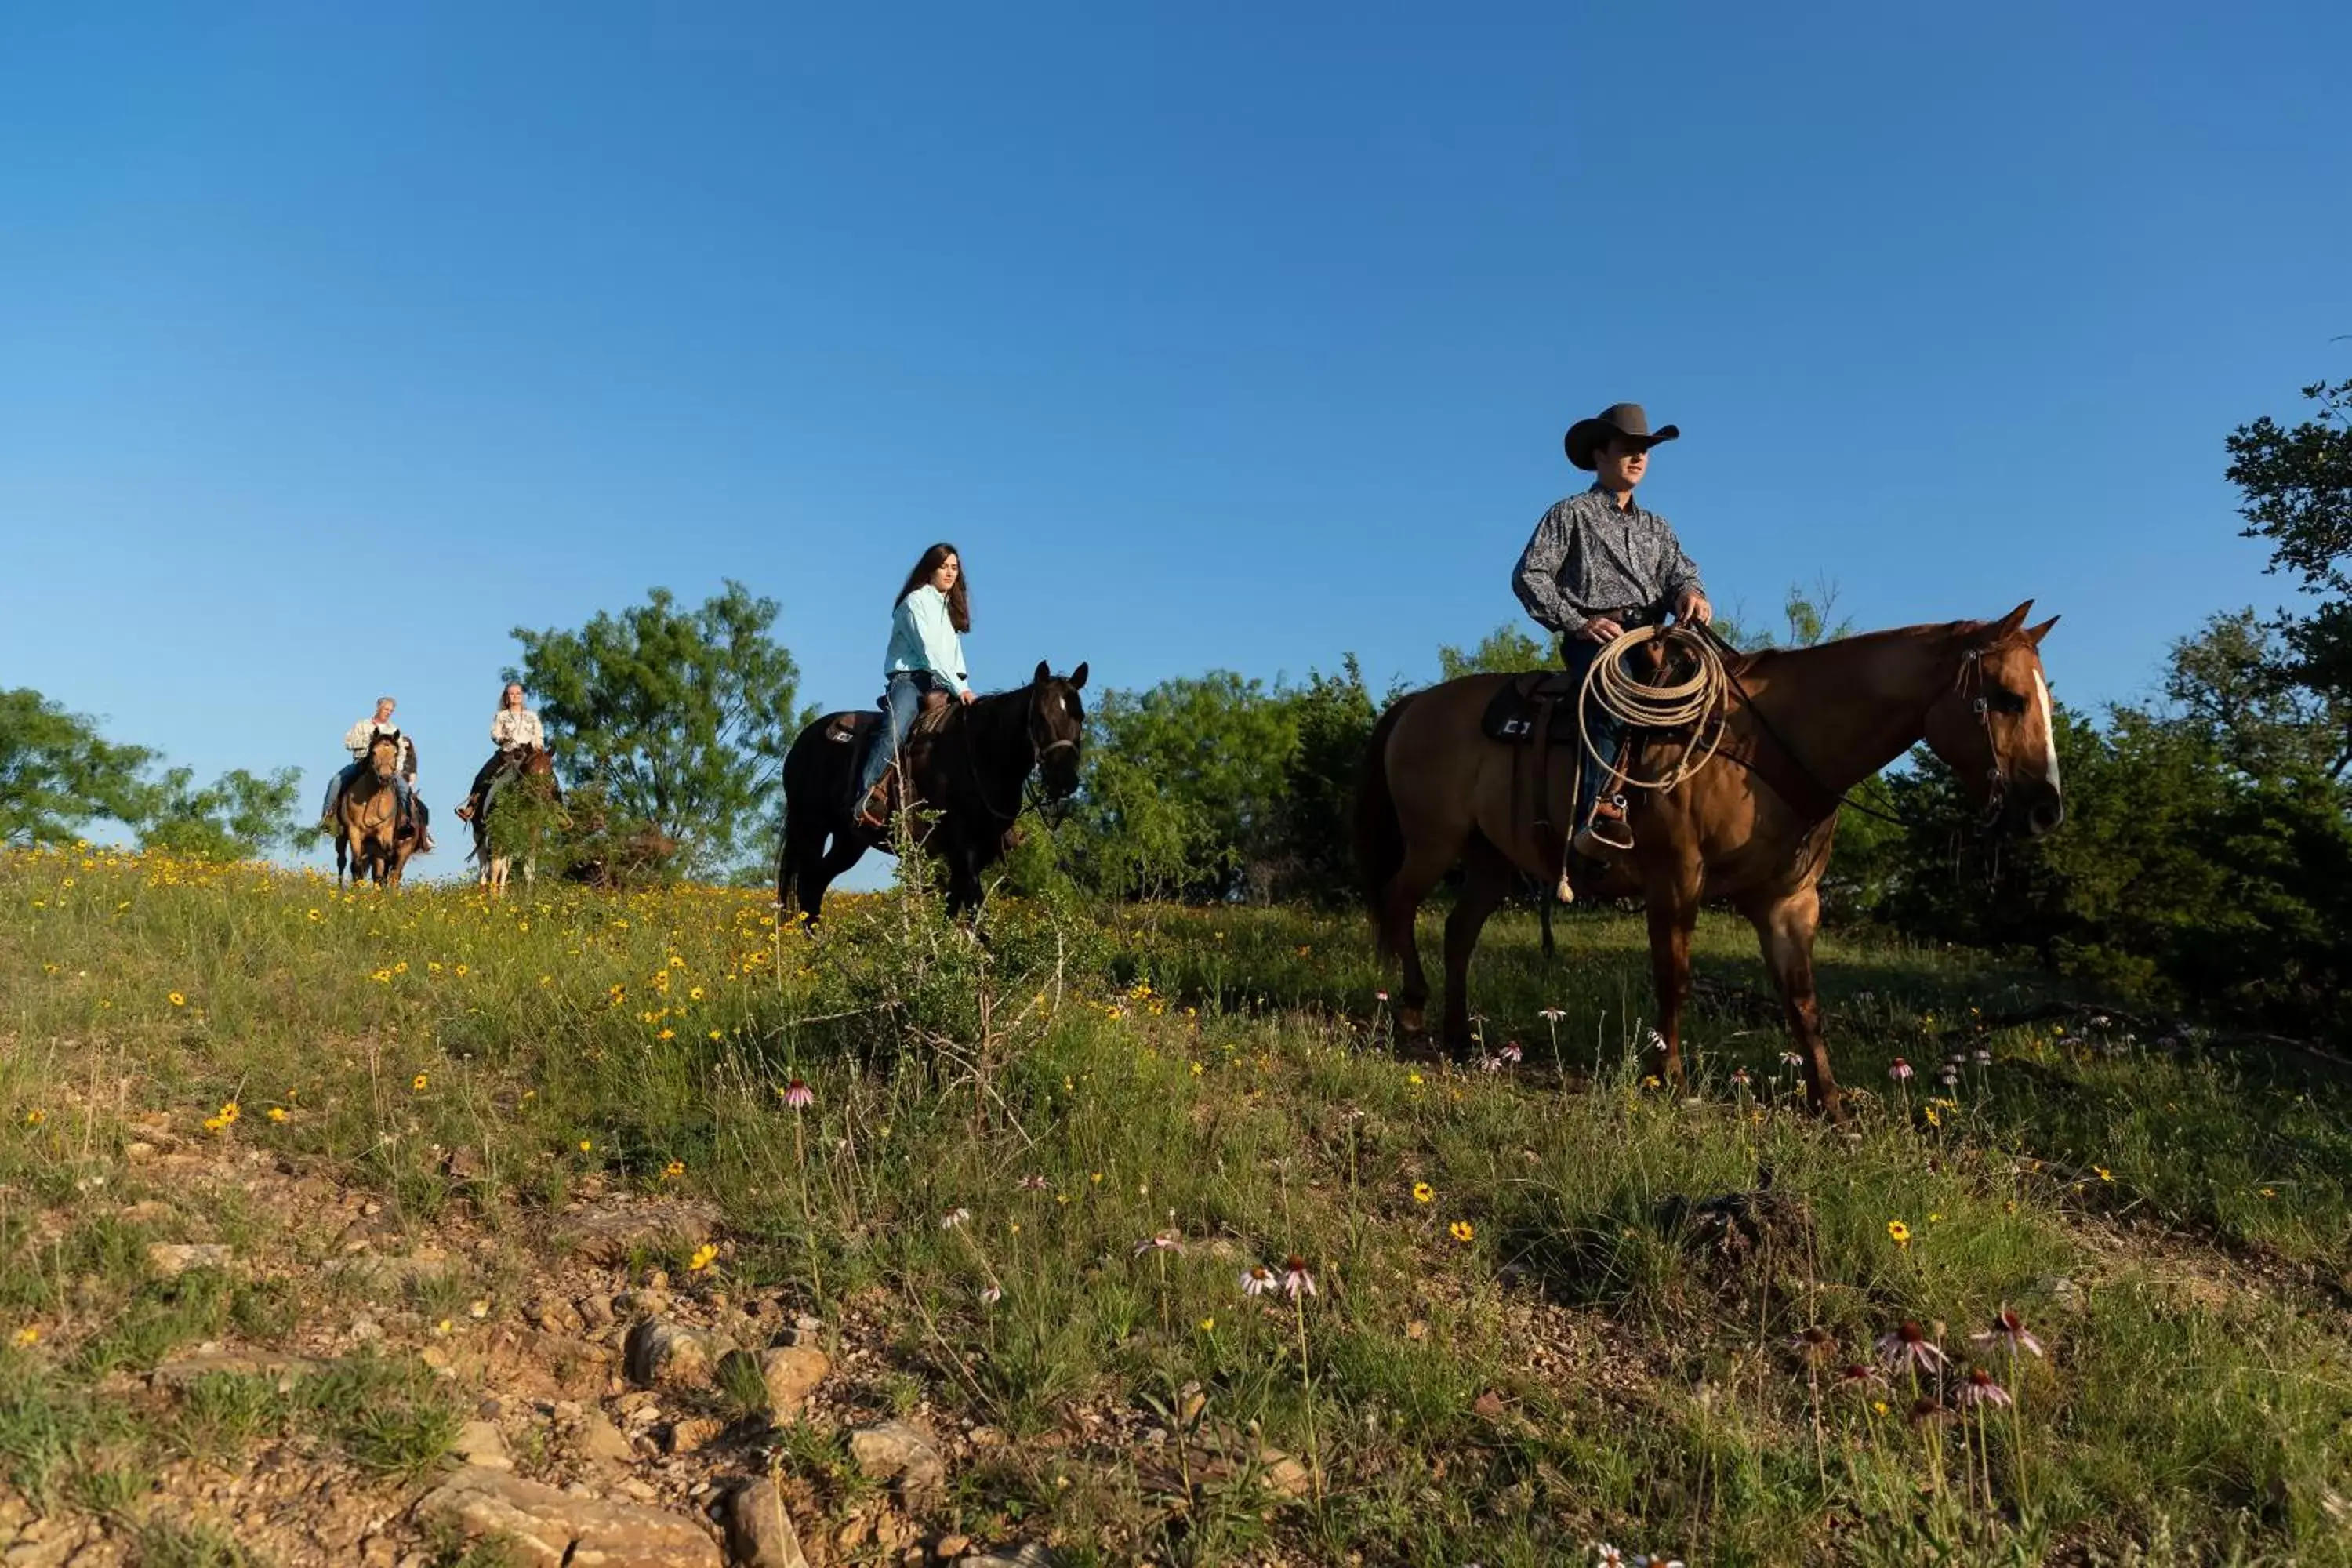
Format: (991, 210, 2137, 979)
(854, 543, 975, 828)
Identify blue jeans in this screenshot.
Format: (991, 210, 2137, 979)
(856, 672, 944, 800)
(325, 764, 413, 822)
(1559, 637, 1627, 828)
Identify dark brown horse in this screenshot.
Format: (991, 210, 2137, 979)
(779, 661, 1088, 925)
(470, 744, 561, 898)
(1357, 604, 2063, 1116)
(337, 733, 423, 890)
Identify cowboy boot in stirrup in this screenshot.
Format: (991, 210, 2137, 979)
(1571, 796, 1635, 858)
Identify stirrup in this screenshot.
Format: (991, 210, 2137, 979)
(1572, 797, 1634, 856)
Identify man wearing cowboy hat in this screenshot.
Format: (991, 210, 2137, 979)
(1512, 402, 1713, 857)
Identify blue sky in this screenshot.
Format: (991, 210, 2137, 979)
(3, 2, 2346, 877)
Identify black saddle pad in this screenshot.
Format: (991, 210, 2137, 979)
(1479, 673, 1585, 746)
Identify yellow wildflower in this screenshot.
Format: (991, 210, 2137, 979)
(267, 1107, 288, 1123)
(1450, 1220, 1475, 1242)
(1413, 1182, 1434, 1204)
(23, 1109, 44, 1127)
(1886, 1220, 1911, 1247)
(169, 992, 187, 1007)
(688, 1243, 719, 1272)
(412, 1073, 429, 1092)
(11, 1327, 36, 1348)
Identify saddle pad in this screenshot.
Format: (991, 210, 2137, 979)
(1479, 673, 1585, 746)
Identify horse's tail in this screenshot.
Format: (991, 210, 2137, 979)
(1354, 694, 1413, 958)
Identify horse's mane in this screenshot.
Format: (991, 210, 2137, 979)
(1718, 619, 1976, 680)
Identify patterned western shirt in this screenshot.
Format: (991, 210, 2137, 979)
(491, 709, 545, 749)
(1511, 483, 1706, 636)
(342, 719, 415, 777)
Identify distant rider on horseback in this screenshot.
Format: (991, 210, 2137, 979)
(854, 543, 976, 831)
(454, 682, 546, 825)
(1511, 403, 1713, 858)
(321, 695, 434, 851)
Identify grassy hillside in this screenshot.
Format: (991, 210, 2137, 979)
(2, 846, 2349, 1566)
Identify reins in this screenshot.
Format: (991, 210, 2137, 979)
(1688, 622, 1913, 829)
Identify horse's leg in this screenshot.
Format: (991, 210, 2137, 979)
(800, 827, 866, 931)
(1380, 837, 1459, 1036)
(1743, 884, 1842, 1120)
(1642, 860, 1704, 1092)
(1439, 834, 1514, 1059)
(1538, 885, 1556, 960)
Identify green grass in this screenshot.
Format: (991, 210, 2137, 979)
(3, 844, 2350, 1565)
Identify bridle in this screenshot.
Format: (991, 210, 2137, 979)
(1954, 647, 2011, 831)
(960, 686, 1083, 825)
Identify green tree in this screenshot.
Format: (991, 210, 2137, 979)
(1272, 658, 1382, 904)
(2226, 375, 2352, 777)
(1063, 673, 1301, 902)
(0, 688, 156, 848)
(136, 766, 302, 861)
(2162, 608, 2347, 780)
(509, 582, 815, 877)
(1439, 624, 1554, 679)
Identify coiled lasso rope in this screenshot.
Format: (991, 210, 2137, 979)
(1576, 623, 1731, 797)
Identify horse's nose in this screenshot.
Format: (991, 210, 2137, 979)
(2027, 798, 2064, 837)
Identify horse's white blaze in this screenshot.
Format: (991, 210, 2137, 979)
(2031, 669, 2062, 793)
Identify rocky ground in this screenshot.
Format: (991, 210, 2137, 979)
(1, 1115, 1082, 1568)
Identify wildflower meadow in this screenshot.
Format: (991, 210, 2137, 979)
(2, 844, 2349, 1566)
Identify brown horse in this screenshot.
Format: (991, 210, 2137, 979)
(337, 733, 422, 890)
(471, 745, 562, 898)
(1356, 602, 2063, 1116)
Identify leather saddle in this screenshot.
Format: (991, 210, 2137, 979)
(826, 690, 953, 813)
(1480, 672, 1586, 745)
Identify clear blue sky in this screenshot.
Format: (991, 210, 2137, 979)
(3, 2, 2346, 875)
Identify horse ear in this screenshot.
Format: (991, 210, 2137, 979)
(2025, 615, 2060, 647)
(1033, 659, 1051, 685)
(1069, 662, 1088, 691)
(1976, 600, 2034, 646)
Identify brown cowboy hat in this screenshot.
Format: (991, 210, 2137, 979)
(1564, 402, 1681, 470)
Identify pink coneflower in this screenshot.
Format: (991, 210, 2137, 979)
(1937, 1066, 1960, 1087)
(1479, 1054, 1503, 1075)
(1832, 1363, 1888, 1394)
(1972, 1047, 1993, 1066)
(1876, 1319, 1948, 1374)
(1730, 1068, 1752, 1090)
(1970, 1306, 2045, 1359)
(1240, 1265, 1276, 1297)
(1906, 1395, 1950, 1426)
(1374, 990, 1390, 1004)
(781, 1078, 815, 1109)
(1280, 1255, 1317, 1299)
(1591, 1544, 1624, 1567)
(1499, 1042, 1523, 1065)
(1780, 1051, 1805, 1069)
(1538, 1008, 1566, 1025)
(1956, 1366, 2013, 1408)
(1889, 1058, 1915, 1082)
(980, 1284, 1002, 1305)
(1785, 1326, 1838, 1367)
(1016, 1174, 1050, 1192)
(1133, 1230, 1184, 1258)
(940, 1207, 971, 1230)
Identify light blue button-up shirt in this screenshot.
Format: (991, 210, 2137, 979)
(884, 585, 969, 691)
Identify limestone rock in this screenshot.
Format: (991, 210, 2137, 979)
(847, 1420, 946, 1512)
(626, 1319, 723, 1389)
(720, 1480, 809, 1568)
(146, 1242, 233, 1278)
(715, 1345, 829, 1422)
(416, 1464, 721, 1567)
(452, 1420, 512, 1470)
(575, 1412, 639, 1467)
(664, 1417, 723, 1455)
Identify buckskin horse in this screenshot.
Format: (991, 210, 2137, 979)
(336, 732, 425, 890)
(1356, 603, 2063, 1117)
(779, 661, 1089, 927)
(470, 744, 561, 898)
